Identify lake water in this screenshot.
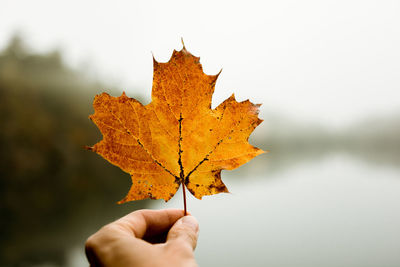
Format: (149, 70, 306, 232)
(63, 152, 400, 267)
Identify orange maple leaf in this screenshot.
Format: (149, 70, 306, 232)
(88, 41, 265, 210)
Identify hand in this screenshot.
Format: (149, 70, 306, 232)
(85, 209, 199, 267)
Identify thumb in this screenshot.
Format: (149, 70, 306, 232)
(166, 215, 199, 251)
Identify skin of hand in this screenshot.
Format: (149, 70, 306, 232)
(85, 209, 199, 267)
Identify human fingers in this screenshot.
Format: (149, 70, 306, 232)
(115, 209, 186, 238)
(85, 224, 153, 267)
(166, 215, 199, 251)
(86, 209, 185, 267)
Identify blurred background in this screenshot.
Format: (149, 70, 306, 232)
(1, 0, 399, 266)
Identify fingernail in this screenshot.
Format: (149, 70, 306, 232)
(181, 216, 199, 233)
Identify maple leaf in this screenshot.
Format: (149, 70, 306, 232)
(87, 41, 265, 210)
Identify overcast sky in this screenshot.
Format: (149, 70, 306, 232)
(1, 0, 399, 128)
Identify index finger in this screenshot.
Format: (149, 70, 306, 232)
(115, 209, 186, 238)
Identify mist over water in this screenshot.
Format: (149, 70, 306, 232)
(170, 154, 400, 267)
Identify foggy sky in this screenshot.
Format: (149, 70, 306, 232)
(1, 0, 399, 128)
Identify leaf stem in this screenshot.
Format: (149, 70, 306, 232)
(182, 181, 187, 215)
(178, 113, 187, 215)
